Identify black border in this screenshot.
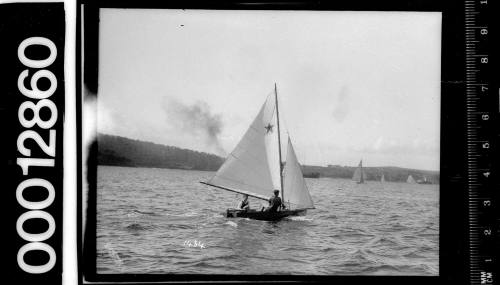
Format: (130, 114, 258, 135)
(77, 1, 467, 284)
(0, 3, 65, 284)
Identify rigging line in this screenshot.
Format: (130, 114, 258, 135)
(200, 182, 268, 201)
(275, 83, 284, 202)
(211, 175, 274, 195)
(276, 91, 292, 166)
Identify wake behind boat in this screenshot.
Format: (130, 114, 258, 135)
(201, 84, 314, 221)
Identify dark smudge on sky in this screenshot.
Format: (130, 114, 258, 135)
(164, 98, 227, 156)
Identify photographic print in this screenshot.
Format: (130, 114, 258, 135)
(88, 9, 441, 275)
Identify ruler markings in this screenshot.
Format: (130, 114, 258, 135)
(465, 2, 488, 284)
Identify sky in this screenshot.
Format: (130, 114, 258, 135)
(97, 9, 441, 171)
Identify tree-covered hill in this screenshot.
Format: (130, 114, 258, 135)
(97, 133, 224, 171)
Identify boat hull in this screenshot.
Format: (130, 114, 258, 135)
(226, 208, 307, 221)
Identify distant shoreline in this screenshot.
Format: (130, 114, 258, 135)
(97, 133, 439, 184)
(98, 165, 439, 187)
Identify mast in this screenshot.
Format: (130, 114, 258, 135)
(275, 83, 284, 205)
(359, 160, 364, 183)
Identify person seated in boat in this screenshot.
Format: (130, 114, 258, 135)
(237, 194, 250, 211)
(263, 190, 283, 212)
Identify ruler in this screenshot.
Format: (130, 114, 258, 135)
(465, 0, 497, 284)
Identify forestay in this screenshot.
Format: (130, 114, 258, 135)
(283, 138, 315, 209)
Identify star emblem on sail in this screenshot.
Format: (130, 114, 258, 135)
(265, 123, 274, 134)
(203, 90, 314, 210)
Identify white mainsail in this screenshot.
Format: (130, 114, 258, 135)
(381, 174, 385, 183)
(283, 138, 314, 209)
(205, 94, 281, 200)
(407, 175, 416, 184)
(352, 160, 366, 183)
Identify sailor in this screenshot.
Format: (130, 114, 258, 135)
(265, 190, 283, 212)
(238, 194, 250, 211)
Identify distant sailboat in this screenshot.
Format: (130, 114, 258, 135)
(407, 174, 416, 184)
(381, 174, 385, 183)
(201, 84, 314, 221)
(352, 160, 366, 184)
(417, 175, 432, 184)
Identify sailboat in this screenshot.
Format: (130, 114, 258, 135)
(417, 175, 432, 184)
(352, 160, 366, 184)
(201, 84, 314, 221)
(407, 174, 416, 184)
(380, 174, 385, 183)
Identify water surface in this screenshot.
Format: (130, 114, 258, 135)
(96, 165, 438, 275)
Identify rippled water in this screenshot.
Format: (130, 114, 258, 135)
(96, 165, 438, 275)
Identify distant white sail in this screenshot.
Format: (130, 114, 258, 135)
(206, 94, 280, 200)
(283, 138, 314, 209)
(381, 174, 385, 183)
(407, 175, 416, 184)
(352, 160, 366, 183)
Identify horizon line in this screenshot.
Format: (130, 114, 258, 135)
(97, 132, 439, 173)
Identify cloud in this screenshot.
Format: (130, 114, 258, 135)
(360, 136, 439, 156)
(163, 99, 226, 156)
